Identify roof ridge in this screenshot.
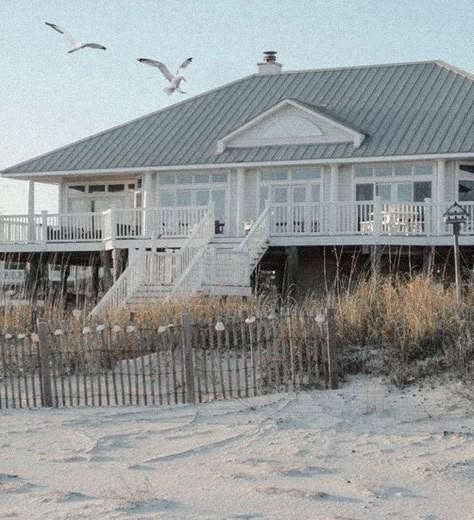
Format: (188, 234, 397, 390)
(255, 59, 473, 77)
(430, 60, 474, 80)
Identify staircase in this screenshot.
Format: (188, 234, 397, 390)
(89, 206, 271, 317)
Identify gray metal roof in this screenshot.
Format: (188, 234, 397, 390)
(3, 60, 473, 176)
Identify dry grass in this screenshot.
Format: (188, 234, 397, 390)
(1, 275, 473, 384)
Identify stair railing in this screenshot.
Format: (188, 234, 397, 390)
(172, 206, 215, 295)
(238, 204, 271, 271)
(89, 251, 146, 318)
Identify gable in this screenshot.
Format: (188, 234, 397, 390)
(217, 100, 365, 153)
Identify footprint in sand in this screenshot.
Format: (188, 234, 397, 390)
(0, 474, 39, 494)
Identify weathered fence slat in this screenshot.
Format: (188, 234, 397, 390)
(0, 310, 336, 409)
(208, 322, 218, 401)
(38, 322, 53, 407)
(216, 319, 226, 400)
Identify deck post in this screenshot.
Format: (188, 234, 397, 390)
(436, 160, 446, 236)
(236, 168, 245, 237)
(424, 198, 432, 236)
(27, 180, 35, 242)
(41, 210, 48, 246)
(373, 196, 382, 236)
(329, 164, 339, 235)
(143, 172, 155, 238)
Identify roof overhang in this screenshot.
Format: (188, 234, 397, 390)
(3, 153, 474, 180)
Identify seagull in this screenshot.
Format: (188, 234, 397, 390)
(137, 57, 192, 95)
(45, 22, 106, 53)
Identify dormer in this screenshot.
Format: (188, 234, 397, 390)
(216, 99, 365, 153)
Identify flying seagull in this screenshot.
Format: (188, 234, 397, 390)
(137, 57, 192, 95)
(45, 22, 106, 53)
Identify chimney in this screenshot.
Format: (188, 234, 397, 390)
(257, 51, 282, 75)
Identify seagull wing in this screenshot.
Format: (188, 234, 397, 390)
(176, 57, 192, 74)
(137, 58, 174, 82)
(83, 43, 107, 50)
(45, 22, 77, 48)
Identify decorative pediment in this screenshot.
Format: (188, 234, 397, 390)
(217, 99, 365, 153)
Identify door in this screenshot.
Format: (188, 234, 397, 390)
(271, 185, 320, 233)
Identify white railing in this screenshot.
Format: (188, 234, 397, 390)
(0, 215, 41, 243)
(45, 212, 103, 242)
(269, 200, 441, 237)
(239, 205, 271, 269)
(89, 252, 146, 318)
(171, 208, 215, 295)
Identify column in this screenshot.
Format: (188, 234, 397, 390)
(436, 160, 446, 236)
(143, 172, 155, 237)
(235, 168, 245, 237)
(329, 164, 339, 234)
(27, 180, 35, 242)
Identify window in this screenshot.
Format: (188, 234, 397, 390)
(292, 169, 321, 181)
(69, 185, 86, 193)
(159, 173, 228, 186)
(354, 162, 433, 178)
(356, 184, 374, 201)
(261, 170, 288, 182)
(89, 185, 106, 193)
(414, 182, 432, 202)
(458, 164, 474, 202)
(459, 180, 474, 202)
(160, 191, 175, 207)
(108, 184, 125, 192)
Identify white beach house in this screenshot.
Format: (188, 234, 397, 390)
(1, 53, 473, 313)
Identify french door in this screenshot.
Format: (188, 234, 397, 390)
(271, 184, 321, 233)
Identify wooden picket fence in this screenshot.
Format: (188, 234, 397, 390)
(0, 311, 337, 409)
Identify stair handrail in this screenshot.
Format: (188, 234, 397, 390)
(172, 206, 215, 295)
(89, 251, 146, 318)
(238, 205, 271, 270)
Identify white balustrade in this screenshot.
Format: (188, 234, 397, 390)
(239, 205, 271, 270)
(45, 212, 103, 242)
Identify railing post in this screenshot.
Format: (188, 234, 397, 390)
(109, 207, 117, 245)
(37, 321, 53, 407)
(41, 211, 48, 246)
(181, 313, 195, 404)
(373, 196, 382, 236)
(424, 198, 432, 236)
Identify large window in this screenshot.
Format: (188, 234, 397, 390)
(259, 167, 322, 211)
(158, 172, 229, 226)
(354, 162, 433, 203)
(67, 181, 136, 212)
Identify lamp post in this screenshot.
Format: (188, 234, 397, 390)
(443, 202, 469, 300)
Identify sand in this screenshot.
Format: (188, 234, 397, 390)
(0, 375, 473, 519)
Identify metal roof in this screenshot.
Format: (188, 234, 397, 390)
(2, 60, 473, 176)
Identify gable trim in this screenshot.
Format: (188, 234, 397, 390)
(216, 99, 366, 153)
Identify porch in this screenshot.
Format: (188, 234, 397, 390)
(1, 200, 474, 253)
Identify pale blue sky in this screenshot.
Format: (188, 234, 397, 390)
(0, 0, 472, 213)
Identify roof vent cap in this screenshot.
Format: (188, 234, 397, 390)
(257, 51, 282, 75)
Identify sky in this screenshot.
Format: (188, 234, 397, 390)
(0, 0, 472, 214)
